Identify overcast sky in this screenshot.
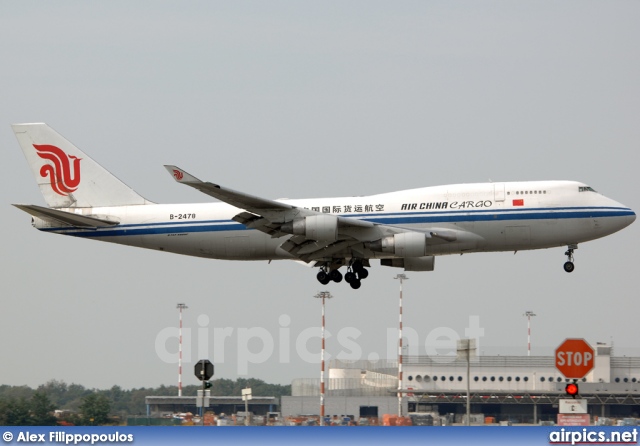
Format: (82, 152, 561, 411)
(1, 1, 638, 390)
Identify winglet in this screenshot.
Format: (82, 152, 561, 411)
(163, 165, 204, 184)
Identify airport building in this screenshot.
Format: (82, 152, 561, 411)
(143, 343, 639, 424)
(283, 344, 640, 424)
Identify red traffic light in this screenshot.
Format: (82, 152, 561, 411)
(565, 382, 579, 398)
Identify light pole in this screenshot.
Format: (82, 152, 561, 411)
(176, 303, 188, 397)
(315, 291, 333, 426)
(394, 274, 408, 417)
(523, 311, 536, 356)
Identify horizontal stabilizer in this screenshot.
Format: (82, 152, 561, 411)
(13, 204, 119, 228)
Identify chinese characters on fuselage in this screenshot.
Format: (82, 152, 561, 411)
(309, 204, 386, 214)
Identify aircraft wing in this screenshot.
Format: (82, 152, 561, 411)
(164, 166, 473, 262)
(164, 165, 298, 217)
(164, 166, 382, 259)
(164, 165, 375, 229)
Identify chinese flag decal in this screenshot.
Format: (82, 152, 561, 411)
(513, 199, 524, 206)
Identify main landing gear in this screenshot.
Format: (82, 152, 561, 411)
(316, 260, 370, 290)
(563, 244, 577, 273)
(316, 268, 342, 285)
(344, 260, 369, 290)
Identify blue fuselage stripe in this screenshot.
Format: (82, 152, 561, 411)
(365, 209, 634, 225)
(41, 206, 635, 238)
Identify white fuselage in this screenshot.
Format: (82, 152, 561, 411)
(35, 180, 635, 262)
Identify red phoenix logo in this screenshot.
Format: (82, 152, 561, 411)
(173, 169, 184, 181)
(34, 144, 81, 196)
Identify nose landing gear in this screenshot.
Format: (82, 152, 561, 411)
(563, 244, 577, 273)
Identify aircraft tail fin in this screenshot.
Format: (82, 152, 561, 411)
(12, 123, 151, 208)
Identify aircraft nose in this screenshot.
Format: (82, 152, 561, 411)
(605, 196, 635, 232)
(616, 203, 635, 229)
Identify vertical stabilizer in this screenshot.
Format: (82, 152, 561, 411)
(12, 123, 151, 208)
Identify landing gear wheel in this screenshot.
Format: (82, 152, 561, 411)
(329, 269, 343, 283)
(357, 268, 369, 280)
(344, 271, 356, 283)
(563, 245, 577, 273)
(352, 260, 364, 273)
(350, 279, 361, 290)
(317, 270, 330, 285)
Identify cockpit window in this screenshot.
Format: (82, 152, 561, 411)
(579, 186, 597, 193)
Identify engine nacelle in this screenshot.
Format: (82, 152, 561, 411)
(381, 256, 435, 272)
(367, 232, 428, 257)
(281, 214, 339, 241)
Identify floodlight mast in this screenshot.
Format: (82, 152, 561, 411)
(177, 303, 188, 397)
(394, 274, 408, 417)
(315, 291, 333, 426)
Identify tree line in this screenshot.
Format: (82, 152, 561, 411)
(0, 378, 291, 426)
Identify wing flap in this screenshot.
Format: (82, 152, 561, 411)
(279, 235, 361, 262)
(298, 240, 361, 262)
(232, 212, 288, 237)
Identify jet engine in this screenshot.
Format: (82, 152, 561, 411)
(381, 256, 435, 271)
(366, 232, 428, 257)
(281, 214, 339, 241)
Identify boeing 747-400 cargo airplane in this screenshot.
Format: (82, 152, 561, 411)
(12, 123, 636, 289)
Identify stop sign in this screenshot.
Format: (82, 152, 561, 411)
(555, 338, 595, 379)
